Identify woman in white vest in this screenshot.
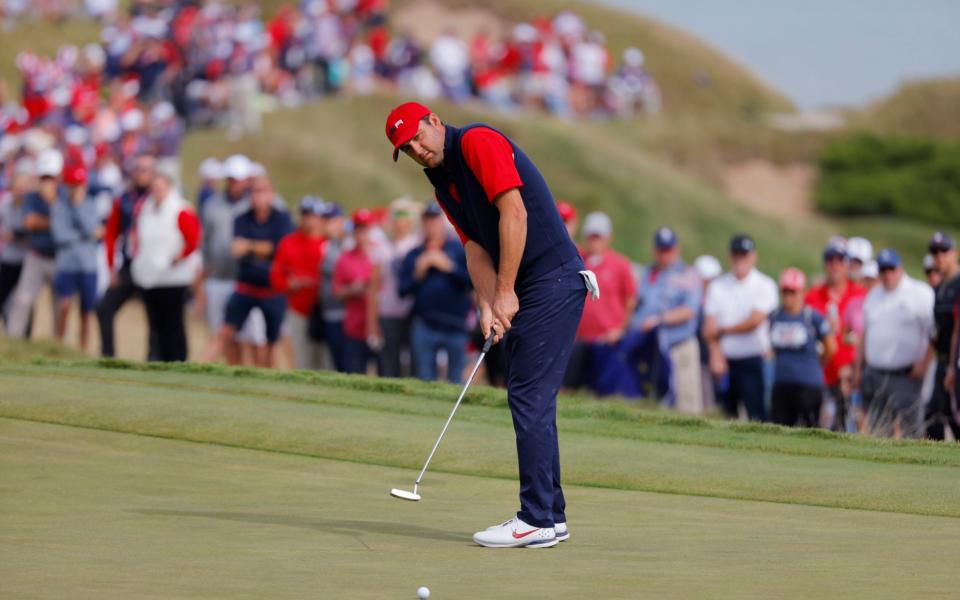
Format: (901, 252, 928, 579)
(130, 171, 201, 361)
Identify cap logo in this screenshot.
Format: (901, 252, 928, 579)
(389, 119, 404, 138)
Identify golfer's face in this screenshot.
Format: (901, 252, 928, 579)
(402, 119, 443, 168)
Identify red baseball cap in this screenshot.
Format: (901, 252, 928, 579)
(779, 267, 806, 291)
(556, 201, 577, 223)
(62, 164, 88, 186)
(352, 208, 377, 227)
(385, 101, 431, 162)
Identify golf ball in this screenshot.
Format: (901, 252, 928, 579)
(417, 586, 430, 599)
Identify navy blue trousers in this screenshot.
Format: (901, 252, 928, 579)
(507, 260, 586, 528)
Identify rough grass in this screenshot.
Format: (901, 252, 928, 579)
(852, 76, 960, 140)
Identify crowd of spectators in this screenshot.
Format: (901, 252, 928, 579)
(2, 0, 660, 128)
(2, 143, 958, 443)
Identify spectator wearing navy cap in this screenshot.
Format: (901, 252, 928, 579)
(855, 248, 934, 438)
(399, 203, 473, 382)
(633, 226, 703, 413)
(7, 149, 66, 339)
(319, 202, 349, 371)
(703, 234, 778, 421)
(927, 232, 960, 440)
(388, 101, 591, 548)
(333, 209, 380, 375)
(805, 240, 865, 430)
(269, 197, 327, 370)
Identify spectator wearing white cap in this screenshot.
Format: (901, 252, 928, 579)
(855, 248, 935, 438)
(6, 149, 65, 338)
(565, 211, 636, 389)
(694, 254, 723, 410)
(703, 234, 778, 421)
(770, 268, 836, 427)
(846, 236, 873, 283)
(199, 154, 270, 363)
(0, 158, 35, 326)
(633, 226, 704, 413)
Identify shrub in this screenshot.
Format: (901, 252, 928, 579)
(816, 134, 960, 225)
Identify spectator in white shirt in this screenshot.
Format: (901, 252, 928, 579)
(703, 234, 778, 421)
(854, 248, 935, 438)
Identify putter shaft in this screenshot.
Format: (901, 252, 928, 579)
(413, 336, 493, 487)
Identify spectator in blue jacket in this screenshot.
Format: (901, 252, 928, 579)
(399, 203, 473, 382)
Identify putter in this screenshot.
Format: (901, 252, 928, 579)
(391, 334, 495, 502)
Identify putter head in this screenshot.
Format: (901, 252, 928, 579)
(390, 488, 421, 502)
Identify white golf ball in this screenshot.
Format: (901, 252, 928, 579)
(417, 586, 430, 599)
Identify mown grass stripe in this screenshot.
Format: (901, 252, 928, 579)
(4, 414, 957, 521)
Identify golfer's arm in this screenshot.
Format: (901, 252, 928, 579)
(464, 241, 497, 308)
(492, 188, 526, 294)
(661, 306, 695, 327)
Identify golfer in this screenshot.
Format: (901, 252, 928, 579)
(387, 102, 593, 548)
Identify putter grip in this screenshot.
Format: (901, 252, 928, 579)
(482, 334, 494, 354)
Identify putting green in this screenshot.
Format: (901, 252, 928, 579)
(1, 362, 959, 598)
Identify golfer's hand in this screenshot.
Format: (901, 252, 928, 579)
(480, 304, 500, 345)
(492, 288, 519, 332)
(945, 366, 956, 392)
(910, 359, 927, 380)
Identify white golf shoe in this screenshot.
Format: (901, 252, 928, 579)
(555, 521, 569, 542)
(473, 516, 557, 548)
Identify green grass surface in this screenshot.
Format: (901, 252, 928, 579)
(1, 361, 959, 598)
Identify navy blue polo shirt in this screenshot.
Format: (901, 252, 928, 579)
(23, 189, 65, 258)
(398, 239, 473, 332)
(233, 208, 294, 290)
(424, 124, 580, 286)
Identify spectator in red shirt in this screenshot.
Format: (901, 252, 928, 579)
(270, 197, 327, 370)
(333, 209, 380, 374)
(804, 240, 866, 430)
(563, 211, 637, 388)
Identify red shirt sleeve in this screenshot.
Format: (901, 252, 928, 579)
(176, 209, 201, 258)
(104, 198, 121, 270)
(436, 192, 469, 245)
(460, 127, 523, 202)
(269, 235, 292, 293)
